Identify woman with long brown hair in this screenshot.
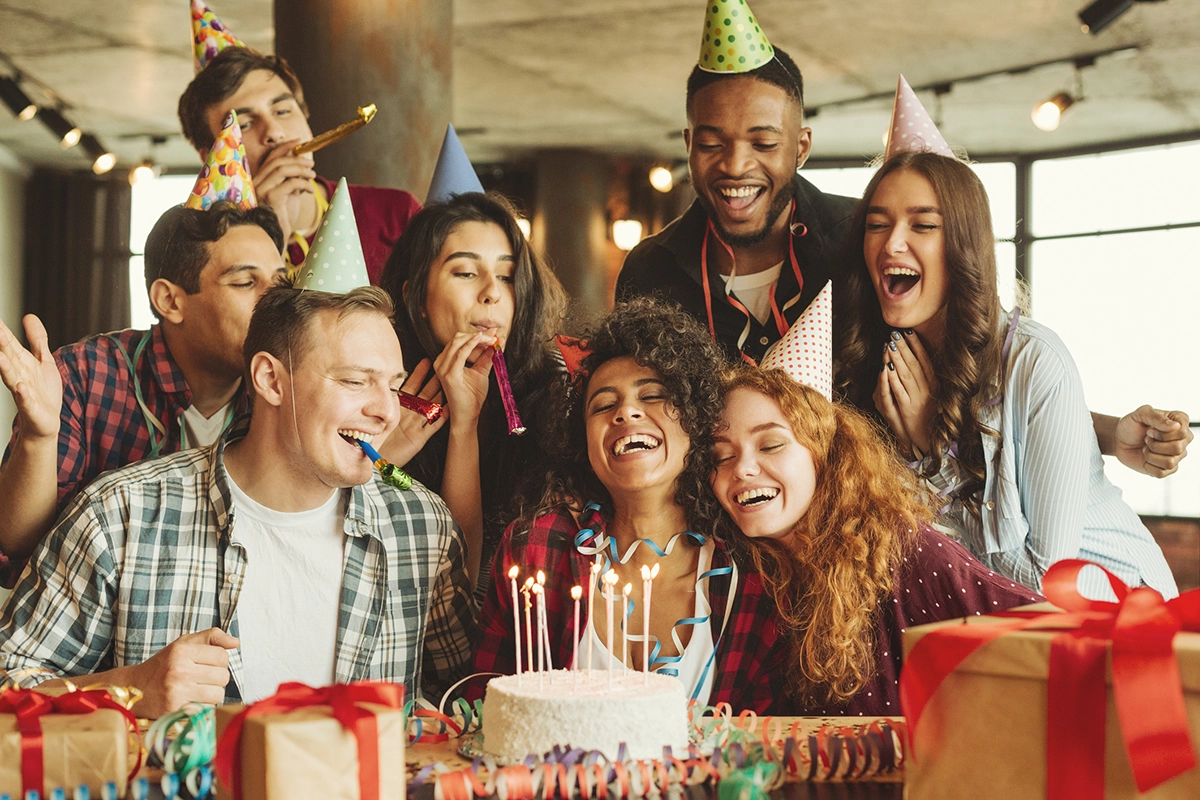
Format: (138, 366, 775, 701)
(835, 151, 1176, 600)
(711, 367, 1038, 714)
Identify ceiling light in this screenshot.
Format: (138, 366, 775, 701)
(1032, 92, 1076, 131)
(612, 219, 643, 251)
(649, 166, 674, 193)
(128, 159, 161, 186)
(0, 77, 36, 121)
(80, 133, 116, 174)
(40, 107, 81, 148)
(1077, 0, 1134, 34)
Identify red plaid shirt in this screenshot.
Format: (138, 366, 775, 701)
(0, 325, 249, 586)
(469, 505, 793, 713)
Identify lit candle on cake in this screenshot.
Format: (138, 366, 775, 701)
(571, 585, 582, 690)
(640, 564, 656, 682)
(522, 577, 534, 682)
(508, 565, 522, 682)
(622, 582, 633, 672)
(588, 559, 602, 673)
(603, 569, 619, 690)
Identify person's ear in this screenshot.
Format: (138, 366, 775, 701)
(149, 279, 187, 325)
(683, 127, 692, 153)
(795, 125, 813, 171)
(248, 351, 287, 409)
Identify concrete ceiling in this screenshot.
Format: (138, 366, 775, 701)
(1, 0, 1197, 174)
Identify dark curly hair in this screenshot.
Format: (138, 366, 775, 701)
(834, 152, 1005, 516)
(526, 298, 726, 534)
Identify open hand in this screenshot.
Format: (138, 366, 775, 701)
(0, 314, 63, 442)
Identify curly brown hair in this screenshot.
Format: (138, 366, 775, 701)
(834, 152, 1006, 517)
(715, 367, 934, 706)
(527, 297, 726, 533)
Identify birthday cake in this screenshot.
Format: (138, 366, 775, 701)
(481, 669, 690, 763)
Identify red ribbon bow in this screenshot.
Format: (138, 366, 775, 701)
(901, 559, 1200, 799)
(0, 686, 143, 797)
(215, 680, 405, 800)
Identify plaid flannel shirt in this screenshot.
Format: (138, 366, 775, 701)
(0, 325, 251, 587)
(469, 505, 792, 713)
(0, 426, 477, 702)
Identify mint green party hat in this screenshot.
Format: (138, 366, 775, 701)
(698, 0, 774, 73)
(294, 178, 369, 292)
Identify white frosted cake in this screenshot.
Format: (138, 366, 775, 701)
(481, 669, 690, 763)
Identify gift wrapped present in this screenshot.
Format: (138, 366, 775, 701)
(901, 560, 1200, 799)
(215, 681, 406, 800)
(0, 687, 140, 798)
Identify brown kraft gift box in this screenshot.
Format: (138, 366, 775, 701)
(902, 610, 1200, 799)
(215, 702, 406, 800)
(0, 708, 131, 797)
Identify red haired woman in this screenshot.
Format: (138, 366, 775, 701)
(710, 367, 1038, 714)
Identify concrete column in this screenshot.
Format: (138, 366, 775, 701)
(533, 150, 612, 316)
(274, 0, 451, 197)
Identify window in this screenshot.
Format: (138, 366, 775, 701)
(128, 175, 196, 330)
(1029, 142, 1200, 516)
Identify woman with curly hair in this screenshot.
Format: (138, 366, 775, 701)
(378, 192, 568, 596)
(471, 298, 785, 709)
(711, 367, 1039, 714)
(835, 152, 1175, 599)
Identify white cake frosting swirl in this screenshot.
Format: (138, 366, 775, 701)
(481, 669, 690, 763)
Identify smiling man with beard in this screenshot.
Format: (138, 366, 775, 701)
(617, 11, 855, 365)
(0, 285, 475, 716)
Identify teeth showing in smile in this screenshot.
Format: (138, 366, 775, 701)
(735, 487, 779, 506)
(338, 429, 375, 444)
(883, 267, 919, 277)
(883, 267, 920, 295)
(612, 434, 661, 456)
(721, 186, 761, 198)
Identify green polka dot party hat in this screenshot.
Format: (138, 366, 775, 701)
(698, 0, 774, 73)
(294, 178, 370, 293)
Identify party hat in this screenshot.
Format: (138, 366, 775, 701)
(192, 0, 245, 73)
(185, 111, 256, 210)
(426, 124, 484, 204)
(759, 280, 832, 400)
(295, 178, 370, 292)
(698, 0, 774, 73)
(885, 75, 954, 160)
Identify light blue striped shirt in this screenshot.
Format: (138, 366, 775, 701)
(925, 314, 1178, 601)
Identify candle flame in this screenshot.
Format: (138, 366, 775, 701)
(623, 583, 632, 596)
(531, 583, 544, 595)
(571, 585, 583, 600)
(524, 577, 534, 589)
(536, 570, 546, 585)
(508, 565, 519, 579)
(591, 561, 602, 574)
(603, 569, 619, 585)
(640, 564, 651, 579)
(650, 563, 660, 579)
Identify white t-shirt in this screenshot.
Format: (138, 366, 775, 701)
(181, 402, 233, 449)
(719, 262, 783, 325)
(580, 540, 717, 705)
(227, 474, 347, 703)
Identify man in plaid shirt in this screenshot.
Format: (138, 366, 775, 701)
(0, 285, 476, 715)
(0, 203, 286, 588)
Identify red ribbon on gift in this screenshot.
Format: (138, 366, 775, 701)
(901, 559, 1200, 799)
(214, 680, 405, 800)
(0, 686, 143, 797)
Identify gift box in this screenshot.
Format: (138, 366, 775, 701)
(901, 561, 1200, 799)
(0, 688, 136, 798)
(215, 682, 406, 800)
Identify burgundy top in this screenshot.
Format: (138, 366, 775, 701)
(287, 176, 421, 285)
(786, 525, 1043, 716)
